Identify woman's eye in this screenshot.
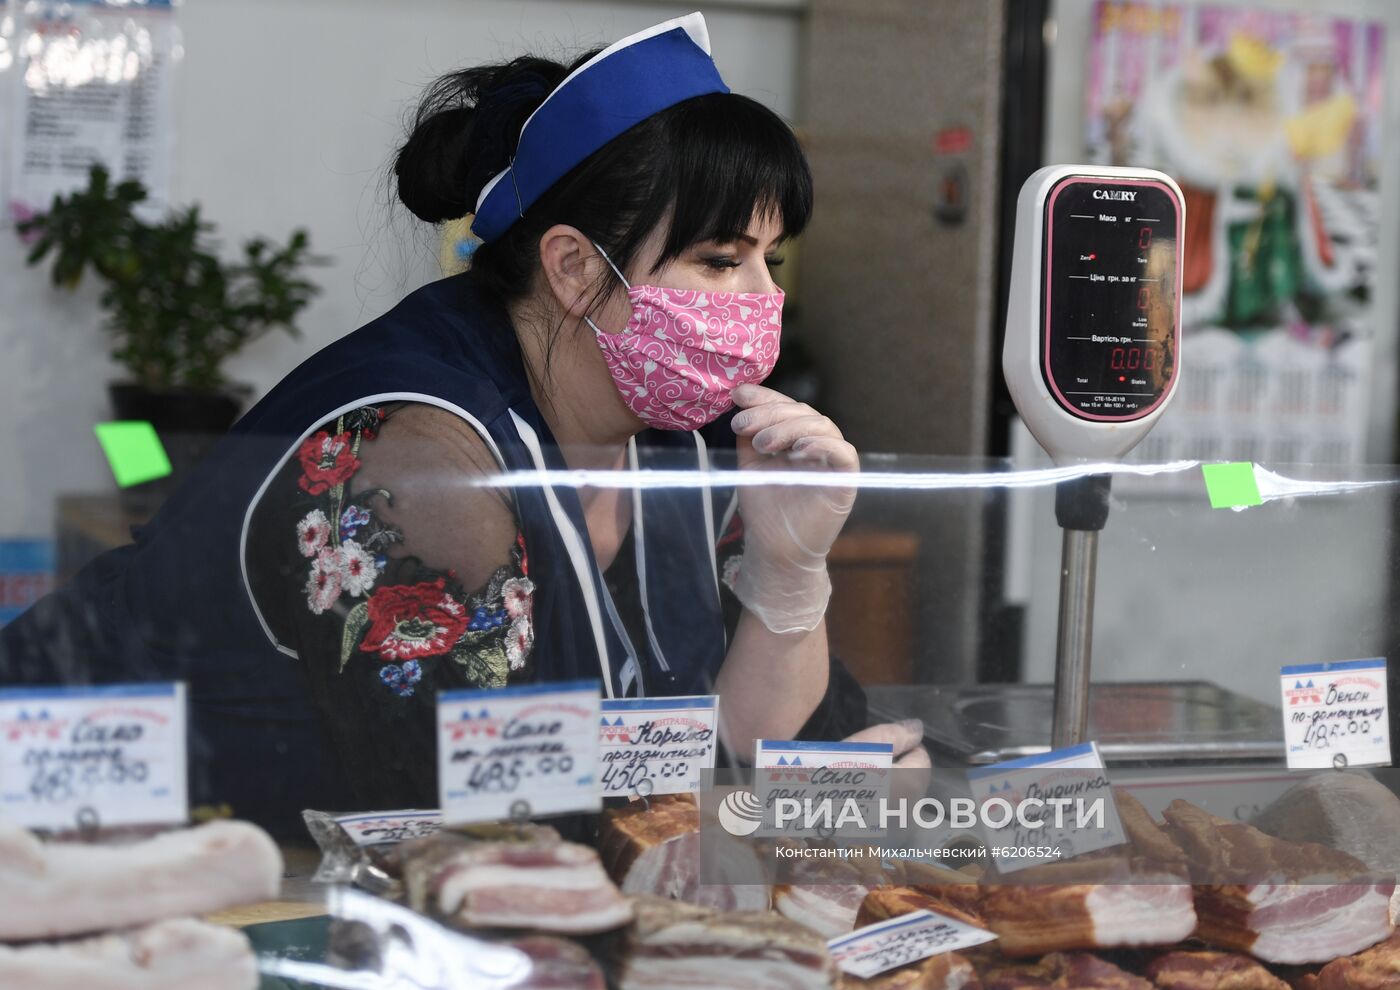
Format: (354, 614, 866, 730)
(765, 255, 786, 268)
(701, 256, 741, 271)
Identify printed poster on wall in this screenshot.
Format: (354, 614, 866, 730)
(1085, 2, 1385, 467)
(4, 0, 180, 225)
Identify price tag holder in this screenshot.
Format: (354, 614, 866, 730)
(599, 695, 718, 798)
(438, 680, 601, 825)
(1281, 659, 1390, 769)
(333, 810, 442, 847)
(0, 682, 187, 829)
(827, 909, 997, 978)
(967, 741, 1125, 872)
(754, 739, 894, 838)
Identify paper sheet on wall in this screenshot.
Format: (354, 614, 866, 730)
(1084, 2, 1386, 471)
(4, 0, 180, 221)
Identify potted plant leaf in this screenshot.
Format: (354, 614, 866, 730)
(17, 163, 327, 509)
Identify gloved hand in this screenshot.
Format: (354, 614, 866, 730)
(845, 719, 932, 806)
(728, 384, 858, 634)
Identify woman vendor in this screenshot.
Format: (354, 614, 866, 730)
(0, 13, 926, 833)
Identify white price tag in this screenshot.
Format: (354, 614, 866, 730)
(0, 683, 187, 829)
(599, 695, 718, 797)
(1281, 659, 1390, 769)
(828, 909, 997, 978)
(333, 810, 442, 847)
(967, 741, 1125, 872)
(754, 739, 893, 838)
(438, 680, 601, 825)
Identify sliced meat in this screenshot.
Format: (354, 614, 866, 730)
(509, 935, 607, 990)
(776, 849, 900, 937)
(857, 886, 986, 931)
(600, 794, 700, 898)
(1161, 800, 1395, 965)
(1143, 950, 1289, 989)
(1249, 774, 1400, 926)
(977, 952, 1152, 990)
(598, 794, 770, 911)
(776, 882, 873, 938)
(975, 792, 1196, 957)
(404, 835, 633, 935)
(1312, 929, 1400, 989)
(893, 862, 986, 925)
(0, 820, 281, 941)
(979, 883, 1196, 957)
(619, 895, 837, 990)
(0, 918, 257, 990)
(839, 952, 981, 989)
(1163, 800, 1371, 884)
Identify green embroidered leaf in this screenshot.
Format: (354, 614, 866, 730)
(454, 643, 509, 689)
(340, 602, 371, 672)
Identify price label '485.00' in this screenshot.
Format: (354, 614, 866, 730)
(437, 680, 601, 824)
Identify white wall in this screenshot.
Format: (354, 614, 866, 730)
(0, 0, 803, 538)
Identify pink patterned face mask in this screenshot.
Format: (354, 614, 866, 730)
(584, 242, 783, 431)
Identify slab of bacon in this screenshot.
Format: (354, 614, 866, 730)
(508, 935, 608, 990)
(838, 951, 982, 989)
(618, 895, 838, 990)
(401, 831, 633, 935)
(1313, 929, 1400, 989)
(1142, 950, 1289, 990)
(0, 918, 257, 990)
(1250, 773, 1400, 926)
(598, 794, 769, 911)
(856, 886, 986, 931)
(977, 792, 1196, 957)
(1161, 799, 1395, 965)
(0, 820, 281, 941)
(976, 951, 1152, 989)
(775, 846, 903, 937)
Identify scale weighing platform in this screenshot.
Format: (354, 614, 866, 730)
(866, 681, 1285, 767)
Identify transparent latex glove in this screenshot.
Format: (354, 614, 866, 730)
(727, 384, 858, 634)
(845, 720, 933, 805)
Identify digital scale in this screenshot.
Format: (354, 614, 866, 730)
(872, 165, 1284, 765)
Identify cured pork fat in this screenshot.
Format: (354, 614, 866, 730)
(618, 895, 838, 990)
(401, 832, 633, 935)
(598, 794, 769, 911)
(838, 952, 981, 989)
(1161, 799, 1395, 965)
(1143, 950, 1289, 990)
(978, 793, 1196, 957)
(1314, 929, 1400, 989)
(977, 952, 1152, 990)
(0, 820, 281, 941)
(0, 918, 257, 990)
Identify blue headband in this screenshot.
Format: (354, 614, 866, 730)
(470, 12, 730, 244)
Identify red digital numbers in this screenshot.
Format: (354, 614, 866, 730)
(1109, 347, 1157, 372)
(1139, 226, 1153, 250)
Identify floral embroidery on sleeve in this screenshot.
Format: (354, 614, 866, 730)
(289, 405, 533, 697)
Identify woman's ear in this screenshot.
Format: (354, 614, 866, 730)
(538, 225, 607, 319)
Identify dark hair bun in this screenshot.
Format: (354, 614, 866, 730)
(395, 57, 565, 224)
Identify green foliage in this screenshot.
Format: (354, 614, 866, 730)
(17, 163, 328, 391)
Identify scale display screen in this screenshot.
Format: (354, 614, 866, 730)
(1040, 176, 1180, 422)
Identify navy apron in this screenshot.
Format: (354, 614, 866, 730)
(0, 272, 730, 833)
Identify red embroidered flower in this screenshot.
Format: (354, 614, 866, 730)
(297, 431, 361, 495)
(516, 532, 530, 576)
(360, 579, 468, 661)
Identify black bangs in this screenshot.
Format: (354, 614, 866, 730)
(646, 93, 813, 270)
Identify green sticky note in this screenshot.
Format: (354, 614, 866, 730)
(93, 421, 172, 487)
(1201, 462, 1261, 509)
